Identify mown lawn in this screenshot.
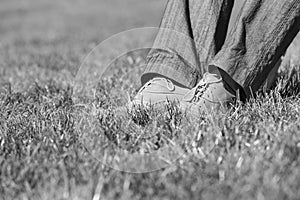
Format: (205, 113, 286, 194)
(1, 0, 300, 199)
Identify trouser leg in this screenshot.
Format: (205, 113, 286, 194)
(141, 0, 234, 88)
(210, 0, 300, 97)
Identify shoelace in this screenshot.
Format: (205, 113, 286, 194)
(184, 72, 222, 103)
(134, 77, 175, 100)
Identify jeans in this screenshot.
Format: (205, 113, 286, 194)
(141, 0, 300, 98)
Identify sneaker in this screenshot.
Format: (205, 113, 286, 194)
(129, 77, 190, 108)
(180, 72, 236, 117)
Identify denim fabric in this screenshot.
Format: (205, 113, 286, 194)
(142, 0, 300, 97)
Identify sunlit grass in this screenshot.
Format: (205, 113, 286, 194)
(1, 0, 300, 199)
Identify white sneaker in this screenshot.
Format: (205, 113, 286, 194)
(130, 77, 190, 108)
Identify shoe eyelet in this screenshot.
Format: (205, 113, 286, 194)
(166, 80, 175, 91)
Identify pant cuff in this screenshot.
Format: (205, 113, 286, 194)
(141, 53, 199, 88)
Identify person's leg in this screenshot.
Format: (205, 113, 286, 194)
(141, 0, 234, 88)
(210, 0, 300, 97)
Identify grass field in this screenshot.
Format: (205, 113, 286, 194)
(1, 0, 300, 199)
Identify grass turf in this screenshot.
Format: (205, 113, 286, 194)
(1, 0, 300, 199)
